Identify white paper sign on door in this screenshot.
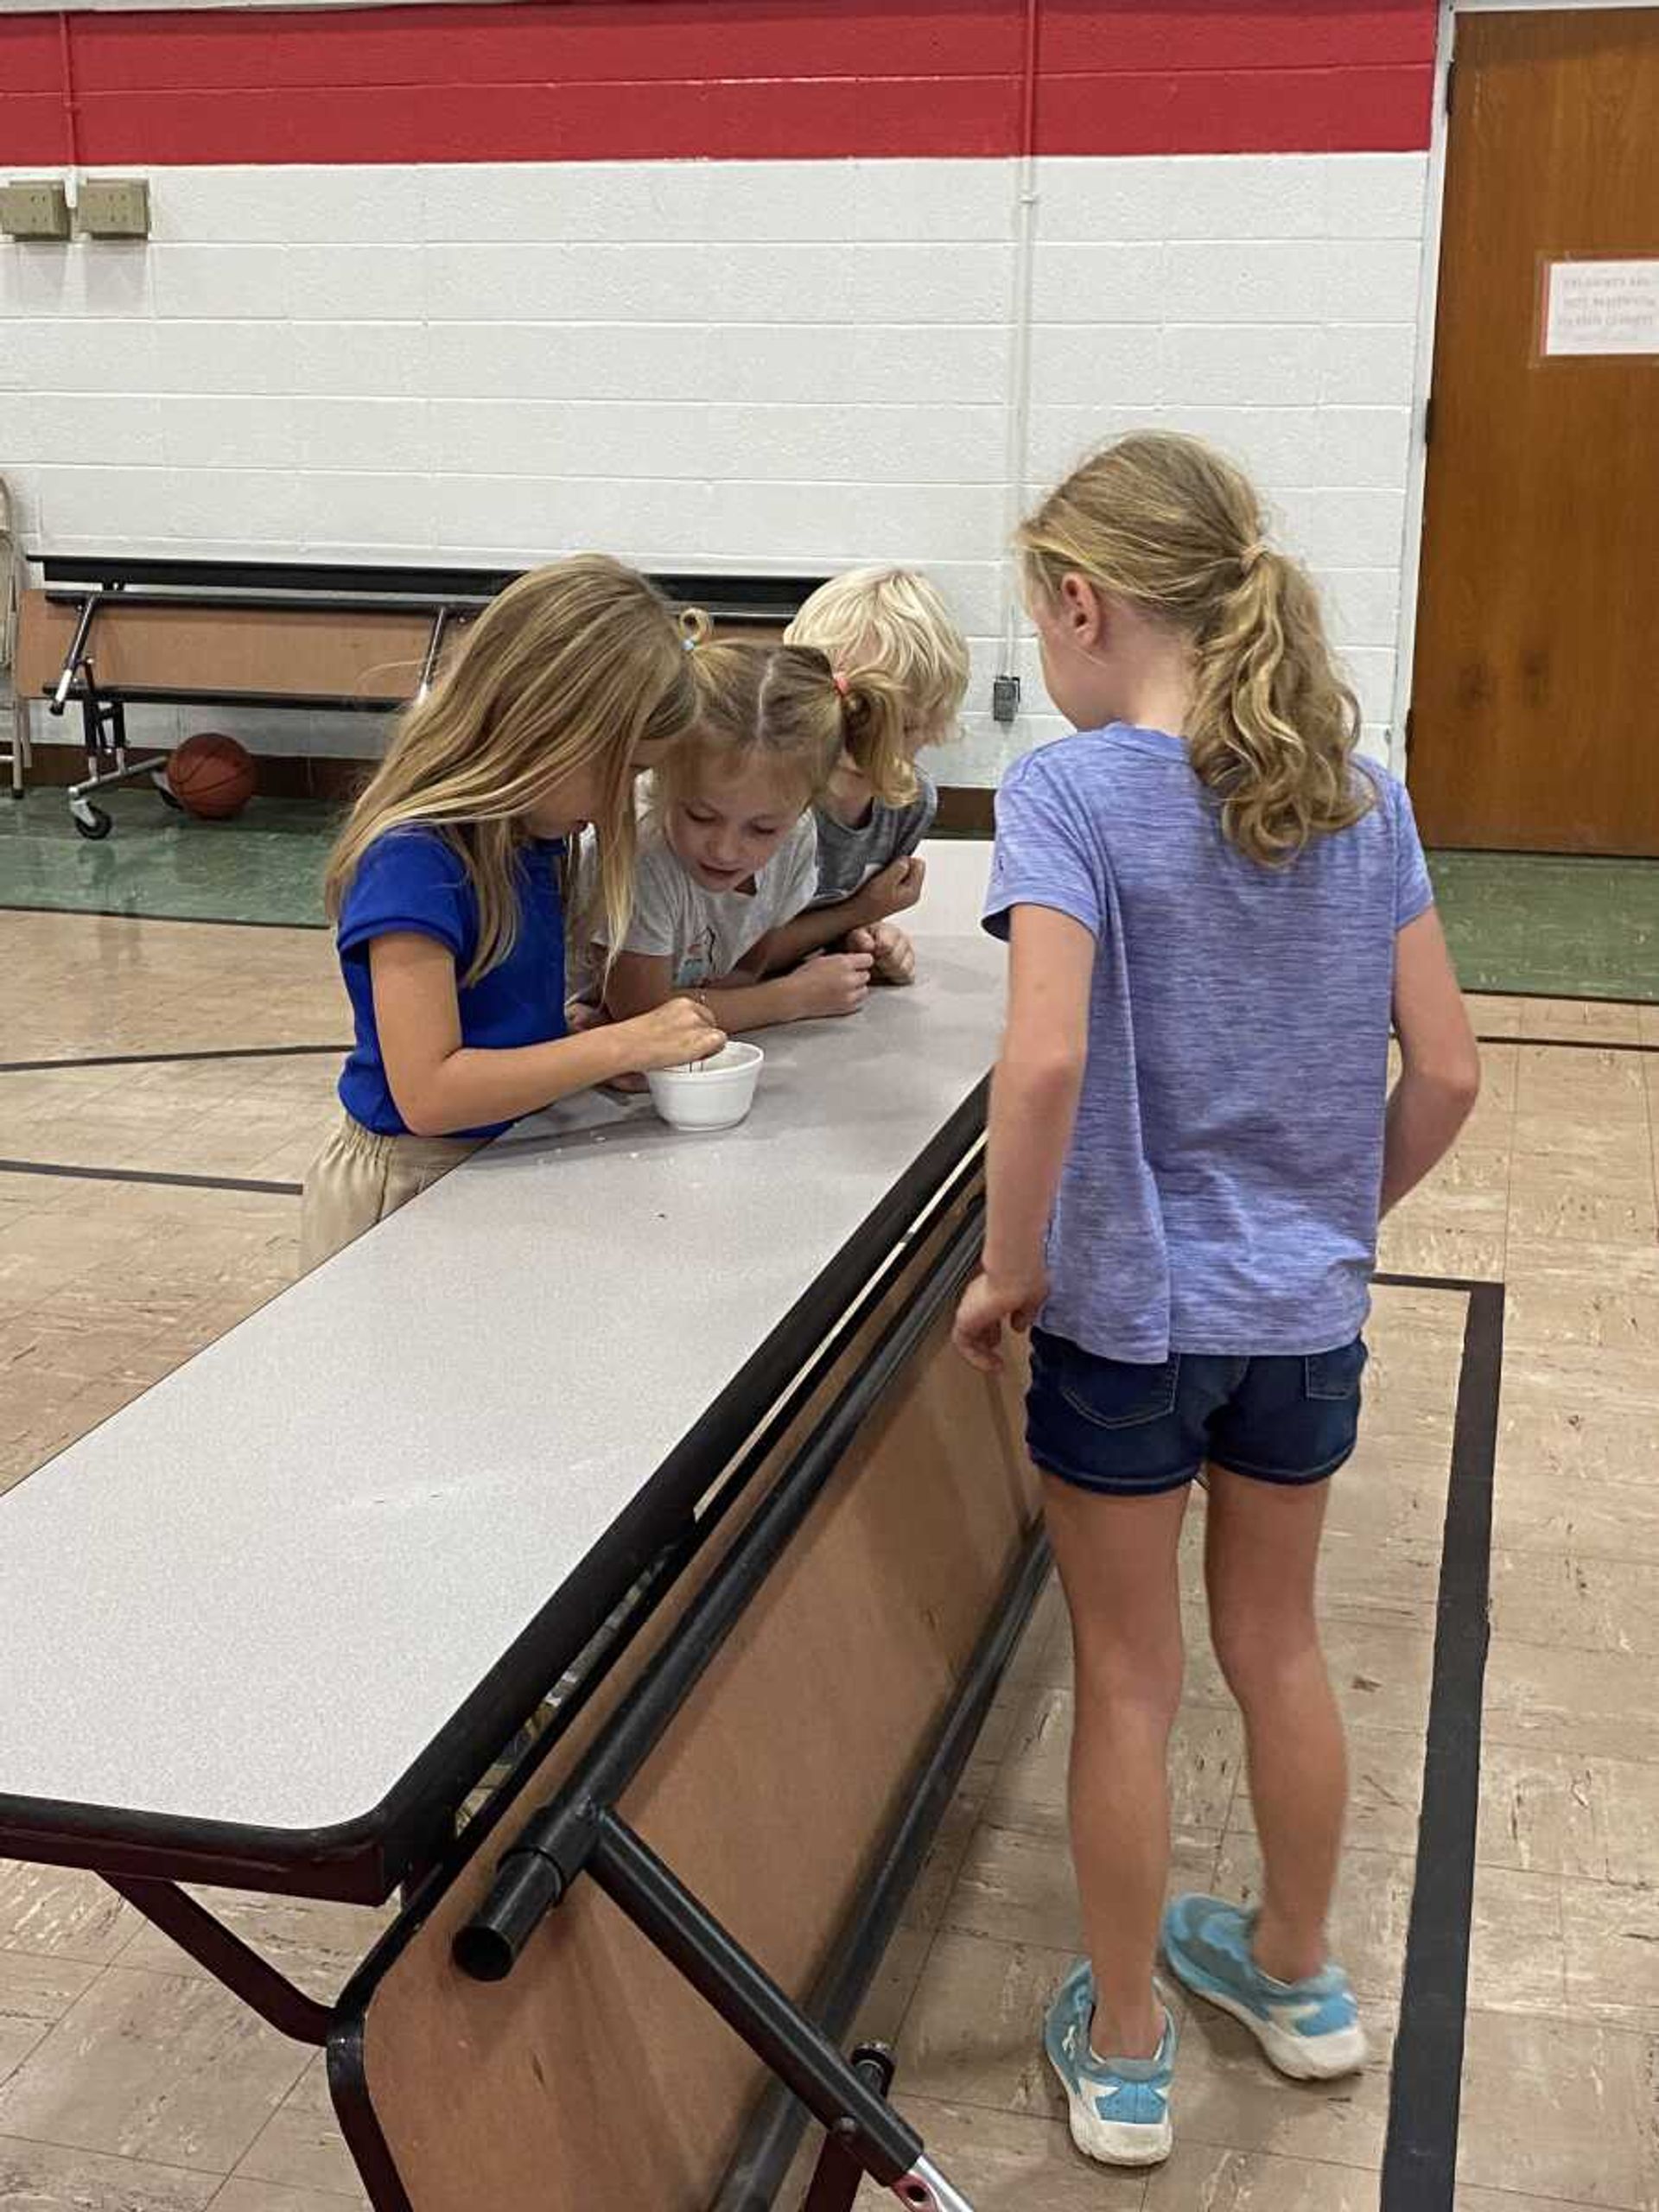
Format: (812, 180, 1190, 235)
(1543, 260, 1659, 358)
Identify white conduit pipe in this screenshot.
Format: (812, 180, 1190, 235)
(995, 0, 1042, 720)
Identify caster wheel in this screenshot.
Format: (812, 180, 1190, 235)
(72, 805, 112, 841)
(154, 775, 184, 812)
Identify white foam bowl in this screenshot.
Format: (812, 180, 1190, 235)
(646, 1041, 765, 1132)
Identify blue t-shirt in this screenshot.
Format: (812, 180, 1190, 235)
(984, 724, 1433, 1363)
(335, 827, 567, 1140)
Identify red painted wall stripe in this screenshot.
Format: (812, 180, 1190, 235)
(0, 3, 1438, 168)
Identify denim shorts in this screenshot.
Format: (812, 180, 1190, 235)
(1027, 1328, 1369, 1497)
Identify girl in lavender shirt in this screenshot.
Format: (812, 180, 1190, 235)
(955, 435, 1478, 2168)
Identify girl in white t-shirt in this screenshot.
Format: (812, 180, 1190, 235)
(594, 641, 926, 1033)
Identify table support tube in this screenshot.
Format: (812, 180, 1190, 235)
(107, 1876, 332, 2044)
(801, 2046, 894, 2211)
(414, 606, 448, 702)
(892, 2157, 978, 2212)
(50, 591, 99, 713)
(588, 1813, 959, 2202)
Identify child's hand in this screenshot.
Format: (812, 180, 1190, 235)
(855, 855, 926, 926)
(787, 950, 874, 1021)
(565, 998, 608, 1034)
(622, 995, 727, 1073)
(848, 923, 916, 988)
(952, 1269, 1046, 1374)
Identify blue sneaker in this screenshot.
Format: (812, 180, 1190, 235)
(1043, 1960, 1175, 2167)
(1162, 1894, 1367, 2080)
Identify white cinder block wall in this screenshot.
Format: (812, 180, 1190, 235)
(0, 3, 1435, 786)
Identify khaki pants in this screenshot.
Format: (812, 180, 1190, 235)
(299, 1111, 480, 1276)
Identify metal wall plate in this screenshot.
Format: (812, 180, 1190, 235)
(1, 181, 72, 241)
(77, 178, 151, 238)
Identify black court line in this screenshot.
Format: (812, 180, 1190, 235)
(1373, 1269, 1505, 2212)
(1, 1036, 1641, 1083)
(1474, 1032, 1657, 1053)
(0, 902, 327, 931)
(0, 1044, 346, 1075)
(1464, 982, 1656, 1007)
(0, 1158, 302, 1197)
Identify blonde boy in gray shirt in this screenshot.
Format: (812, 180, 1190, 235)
(784, 568, 970, 975)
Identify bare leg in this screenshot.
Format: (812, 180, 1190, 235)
(1204, 1469, 1344, 1984)
(1043, 1476, 1189, 2057)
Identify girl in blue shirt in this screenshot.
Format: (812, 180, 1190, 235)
(301, 556, 722, 1273)
(955, 435, 1478, 2167)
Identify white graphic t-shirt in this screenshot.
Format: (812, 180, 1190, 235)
(591, 814, 819, 987)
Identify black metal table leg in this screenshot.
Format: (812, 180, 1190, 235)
(106, 1877, 331, 2044)
(802, 2045, 895, 2212)
(79, 685, 102, 783)
(63, 664, 173, 836)
(588, 1815, 976, 2209)
(50, 593, 99, 714)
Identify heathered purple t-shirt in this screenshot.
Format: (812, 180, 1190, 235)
(984, 723, 1433, 1363)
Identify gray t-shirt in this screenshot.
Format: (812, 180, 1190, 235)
(596, 813, 819, 988)
(810, 770, 938, 907)
(984, 724, 1433, 1363)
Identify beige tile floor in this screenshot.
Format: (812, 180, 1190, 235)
(2, 917, 1657, 2210)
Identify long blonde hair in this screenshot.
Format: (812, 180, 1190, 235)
(325, 556, 701, 982)
(1019, 433, 1370, 865)
(785, 566, 969, 764)
(658, 641, 911, 810)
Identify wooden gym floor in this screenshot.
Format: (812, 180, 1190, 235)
(1, 909, 1656, 2210)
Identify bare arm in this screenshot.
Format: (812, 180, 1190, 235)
(754, 855, 927, 975)
(1381, 907, 1481, 1214)
(750, 902, 868, 973)
(603, 944, 874, 1036)
(954, 906, 1094, 1370)
(371, 934, 721, 1136)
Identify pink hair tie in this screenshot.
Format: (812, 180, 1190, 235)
(831, 670, 850, 698)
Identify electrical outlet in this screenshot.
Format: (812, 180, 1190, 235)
(77, 178, 150, 238)
(1, 181, 71, 241)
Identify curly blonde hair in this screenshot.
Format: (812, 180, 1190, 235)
(1019, 433, 1370, 866)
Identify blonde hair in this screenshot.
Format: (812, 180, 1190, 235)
(1019, 434, 1370, 866)
(324, 556, 701, 983)
(658, 640, 910, 812)
(785, 567, 969, 792)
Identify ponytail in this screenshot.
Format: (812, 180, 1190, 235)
(835, 663, 917, 807)
(660, 642, 915, 814)
(1186, 547, 1368, 865)
(1019, 433, 1370, 867)
(785, 566, 970, 769)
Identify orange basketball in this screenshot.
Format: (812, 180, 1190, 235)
(166, 732, 257, 821)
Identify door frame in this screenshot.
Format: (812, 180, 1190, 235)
(1389, 0, 1659, 783)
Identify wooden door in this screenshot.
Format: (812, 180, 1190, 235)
(1409, 10, 1659, 854)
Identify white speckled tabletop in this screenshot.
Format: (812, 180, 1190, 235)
(0, 844, 1001, 1853)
